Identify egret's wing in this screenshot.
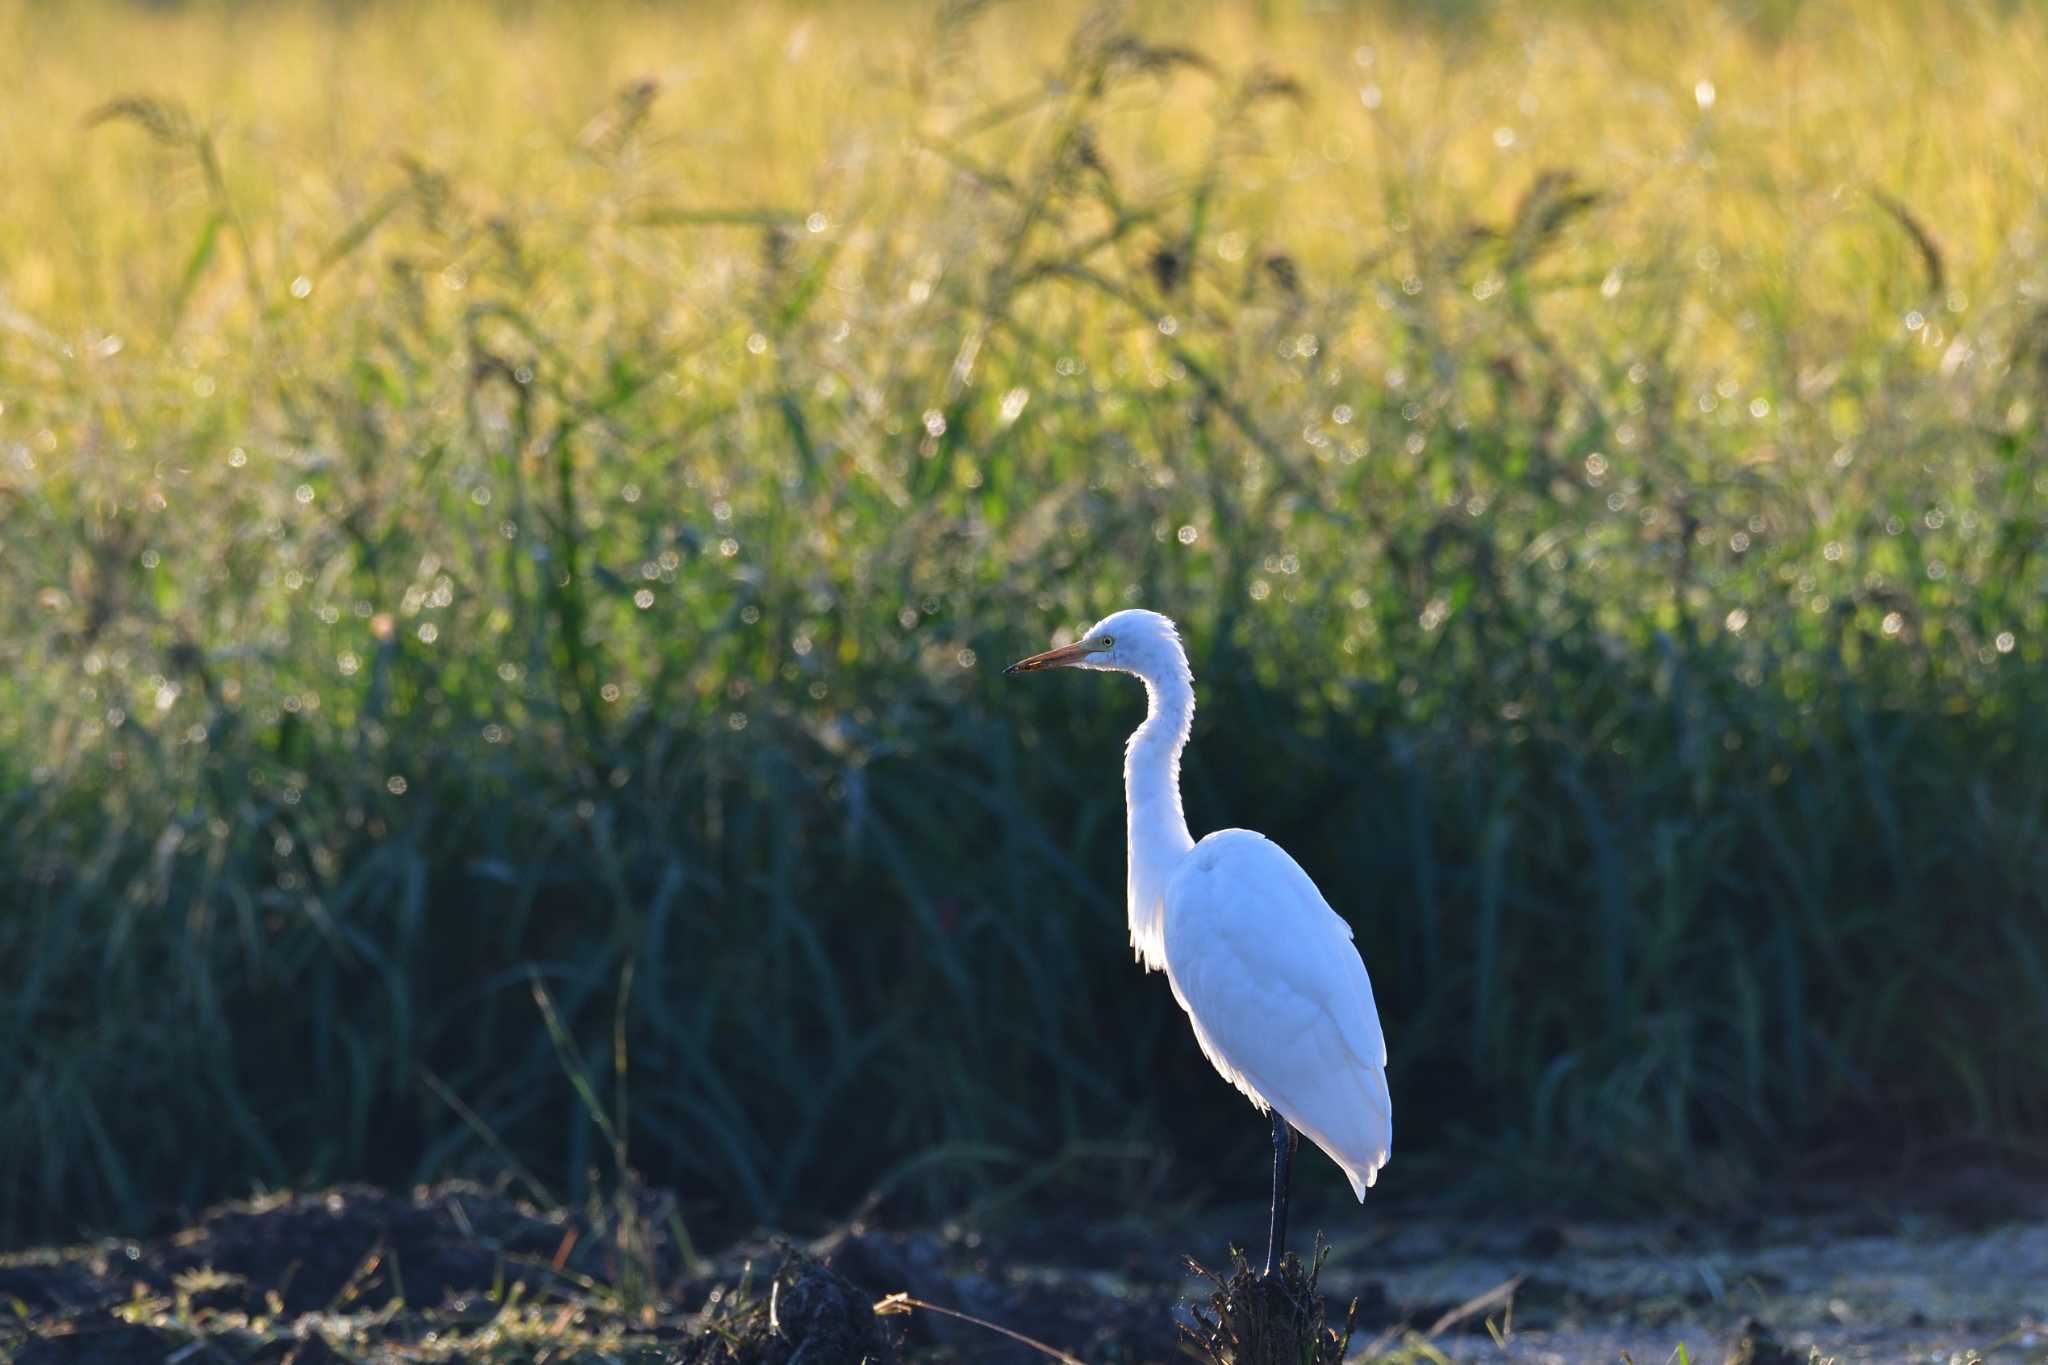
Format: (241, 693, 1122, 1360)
(1162, 829, 1392, 1199)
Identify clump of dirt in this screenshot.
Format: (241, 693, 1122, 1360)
(158, 1182, 572, 1314)
(1722, 1316, 1804, 1365)
(806, 1225, 1178, 1362)
(1, 1182, 590, 1365)
(677, 1248, 900, 1365)
(1179, 1241, 1354, 1365)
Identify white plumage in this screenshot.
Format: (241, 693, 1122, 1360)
(1006, 608, 1392, 1237)
(1165, 829, 1391, 1198)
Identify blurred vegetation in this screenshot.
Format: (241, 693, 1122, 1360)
(3, 0, 2047, 1243)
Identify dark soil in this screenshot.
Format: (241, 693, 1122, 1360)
(3, 1184, 579, 1364)
(4, 1176, 2046, 1363)
(671, 1250, 900, 1365)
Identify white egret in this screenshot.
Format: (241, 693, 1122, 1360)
(1006, 608, 1390, 1275)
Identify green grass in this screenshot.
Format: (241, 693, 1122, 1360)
(3, 0, 2048, 1242)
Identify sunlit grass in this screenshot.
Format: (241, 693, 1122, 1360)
(2, 0, 2046, 1242)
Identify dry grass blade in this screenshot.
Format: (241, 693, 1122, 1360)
(874, 1292, 1091, 1364)
(579, 77, 660, 160)
(417, 1066, 557, 1210)
(83, 94, 195, 144)
(1425, 1275, 1524, 1336)
(1869, 186, 1946, 294)
(625, 205, 807, 228)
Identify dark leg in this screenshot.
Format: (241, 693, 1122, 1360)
(1263, 1113, 1299, 1278)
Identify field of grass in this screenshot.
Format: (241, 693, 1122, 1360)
(3, 0, 2048, 1248)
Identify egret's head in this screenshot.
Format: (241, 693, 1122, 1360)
(1004, 608, 1186, 681)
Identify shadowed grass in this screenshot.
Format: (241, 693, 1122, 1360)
(1, 0, 2047, 1243)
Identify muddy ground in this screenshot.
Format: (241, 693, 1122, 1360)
(4, 1174, 2045, 1363)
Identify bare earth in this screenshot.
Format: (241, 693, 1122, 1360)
(1316, 1206, 2048, 1361)
(4, 1176, 2045, 1363)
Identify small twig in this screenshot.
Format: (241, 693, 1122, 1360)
(873, 1292, 1090, 1365)
(1358, 1273, 1526, 1359)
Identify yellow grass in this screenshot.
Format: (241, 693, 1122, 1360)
(4, 0, 2044, 361)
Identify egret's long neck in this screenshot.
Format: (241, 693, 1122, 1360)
(1124, 660, 1195, 972)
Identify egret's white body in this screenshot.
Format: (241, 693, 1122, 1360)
(1007, 609, 1391, 1216)
(1163, 832, 1392, 1199)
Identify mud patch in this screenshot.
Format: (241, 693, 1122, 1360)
(3, 1178, 2047, 1362)
(673, 1250, 899, 1365)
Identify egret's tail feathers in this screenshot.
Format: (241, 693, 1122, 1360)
(1335, 1062, 1392, 1201)
(1341, 1148, 1389, 1202)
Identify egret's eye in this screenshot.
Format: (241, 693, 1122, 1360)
(1099, 635, 1115, 648)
